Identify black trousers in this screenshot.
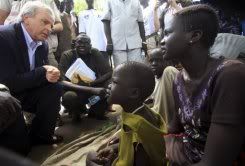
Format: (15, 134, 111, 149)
(62, 91, 108, 118)
(0, 83, 61, 156)
(0, 109, 30, 156)
(16, 83, 62, 140)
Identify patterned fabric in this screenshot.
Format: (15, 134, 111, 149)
(173, 59, 231, 163)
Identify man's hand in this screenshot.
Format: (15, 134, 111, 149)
(43, 65, 60, 83)
(106, 44, 113, 56)
(142, 42, 148, 57)
(91, 88, 107, 98)
(76, 74, 90, 86)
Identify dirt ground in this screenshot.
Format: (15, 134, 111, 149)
(27, 106, 121, 165)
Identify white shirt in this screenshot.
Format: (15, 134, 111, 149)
(102, 0, 143, 50)
(78, 9, 107, 52)
(210, 33, 245, 59)
(141, 5, 155, 36)
(0, 0, 12, 11)
(0, 0, 60, 21)
(21, 23, 42, 70)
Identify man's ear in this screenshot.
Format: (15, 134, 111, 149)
(22, 15, 30, 25)
(128, 88, 140, 100)
(189, 30, 203, 44)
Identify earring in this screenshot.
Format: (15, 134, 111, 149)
(189, 40, 193, 45)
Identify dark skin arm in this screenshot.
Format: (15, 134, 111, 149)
(103, 20, 113, 55)
(192, 123, 245, 166)
(90, 71, 112, 87)
(138, 22, 146, 42)
(138, 22, 147, 56)
(60, 81, 107, 97)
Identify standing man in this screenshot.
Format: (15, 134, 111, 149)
(56, 0, 78, 63)
(140, 0, 159, 50)
(78, 0, 108, 62)
(0, 1, 63, 146)
(102, 0, 147, 67)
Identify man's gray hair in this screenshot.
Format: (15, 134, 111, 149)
(17, 1, 55, 22)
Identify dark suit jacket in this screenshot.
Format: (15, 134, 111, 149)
(0, 23, 49, 95)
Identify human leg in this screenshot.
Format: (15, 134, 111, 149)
(127, 48, 145, 64)
(21, 83, 62, 143)
(88, 98, 108, 120)
(112, 50, 127, 67)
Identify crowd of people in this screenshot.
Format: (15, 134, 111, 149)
(0, 0, 244, 165)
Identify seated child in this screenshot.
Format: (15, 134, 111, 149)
(86, 61, 167, 166)
(147, 48, 179, 125)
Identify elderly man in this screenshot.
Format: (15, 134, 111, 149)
(59, 33, 112, 121)
(0, 1, 63, 150)
(0, 0, 63, 67)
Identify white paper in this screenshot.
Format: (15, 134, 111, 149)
(65, 58, 96, 83)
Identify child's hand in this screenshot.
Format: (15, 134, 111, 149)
(108, 136, 119, 146)
(97, 147, 116, 163)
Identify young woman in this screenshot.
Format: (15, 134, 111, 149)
(161, 4, 245, 166)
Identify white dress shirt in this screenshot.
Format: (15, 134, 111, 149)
(78, 9, 107, 52)
(21, 23, 42, 70)
(102, 0, 143, 50)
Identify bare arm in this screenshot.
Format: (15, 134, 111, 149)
(60, 81, 107, 97)
(0, 9, 9, 25)
(138, 22, 147, 56)
(91, 71, 112, 87)
(138, 22, 146, 42)
(103, 20, 112, 44)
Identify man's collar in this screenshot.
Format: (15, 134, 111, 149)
(21, 23, 42, 49)
(119, 0, 128, 2)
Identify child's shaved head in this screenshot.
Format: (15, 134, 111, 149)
(115, 61, 155, 101)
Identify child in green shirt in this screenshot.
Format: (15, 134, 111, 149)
(86, 62, 167, 166)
